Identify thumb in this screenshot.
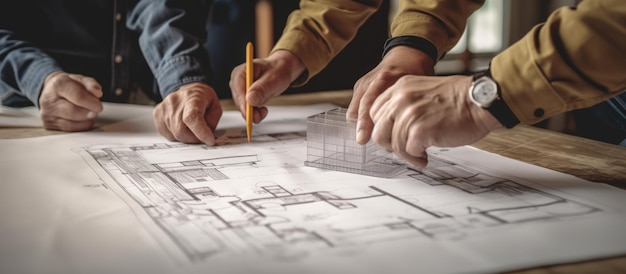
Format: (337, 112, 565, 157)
(246, 76, 289, 106)
(67, 74, 103, 98)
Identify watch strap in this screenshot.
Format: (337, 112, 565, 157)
(382, 36, 438, 64)
(474, 69, 520, 129)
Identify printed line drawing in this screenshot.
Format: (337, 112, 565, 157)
(78, 130, 601, 263)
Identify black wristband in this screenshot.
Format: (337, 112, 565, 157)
(382, 36, 438, 64)
(474, 69, 520, 129)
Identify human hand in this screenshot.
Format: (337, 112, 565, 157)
(369, 75, 502, 168)
(39, 71, 104, 131)
(348, 46, 435, 144)
(229, 50, 305, 124)
(153, 83, 222, 145)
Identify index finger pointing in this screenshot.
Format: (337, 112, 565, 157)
(183, 101, 216, 146)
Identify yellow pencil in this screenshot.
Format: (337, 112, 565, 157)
(245, 42, 254, 143)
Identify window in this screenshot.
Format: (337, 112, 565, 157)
(436, 0, 508, 74)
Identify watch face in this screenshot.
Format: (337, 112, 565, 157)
(471, 77, 498, 107)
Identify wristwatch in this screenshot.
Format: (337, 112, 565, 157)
(468, 69, 520, 128)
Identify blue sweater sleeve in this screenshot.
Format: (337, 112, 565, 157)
(126, 0, 213, 98)
(0, 30, 62, 107)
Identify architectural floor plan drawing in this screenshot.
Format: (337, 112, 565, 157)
(78, 128, 603, 264)
(4, 104, 626, 274)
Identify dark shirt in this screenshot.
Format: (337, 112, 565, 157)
(0, 0, 212, 107)
(573, 93, 626, 146)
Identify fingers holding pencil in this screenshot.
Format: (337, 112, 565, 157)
(229, 47, 307, 126)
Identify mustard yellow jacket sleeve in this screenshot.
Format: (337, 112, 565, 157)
(391, 0, 484, 59)
(491, 0, 626, 125)
(272, 0, 382, 85)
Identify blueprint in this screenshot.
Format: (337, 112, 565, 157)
(2, 103, 626, 274)
(79, 136, 604, 263)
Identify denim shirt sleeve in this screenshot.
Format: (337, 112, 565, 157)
(126, 0, 213, 98)
(0, 30, 62, 107)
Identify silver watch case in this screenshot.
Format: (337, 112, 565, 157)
(469, 75, 499, 108)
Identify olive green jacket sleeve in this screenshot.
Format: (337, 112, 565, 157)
(391, 0, 484, 59)
(492, 0, 626, 125)
(273, 0, 483, 85)
(272, 0, 382, 86)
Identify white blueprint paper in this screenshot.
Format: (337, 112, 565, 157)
(1, 103, 626, 274)
(0, 102, 155, 128)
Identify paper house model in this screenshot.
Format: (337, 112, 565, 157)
(304, 108, 406, 178)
